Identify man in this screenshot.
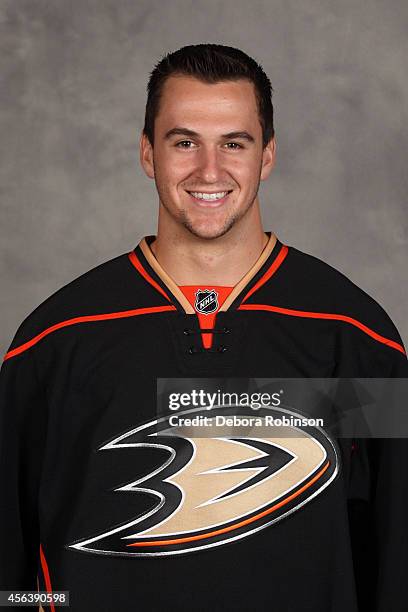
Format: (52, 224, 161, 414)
(0, 44, 407, 611)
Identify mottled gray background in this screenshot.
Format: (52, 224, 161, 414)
(1, 0, 407, 354)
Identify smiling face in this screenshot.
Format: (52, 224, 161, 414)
(140, 75, 275, 240)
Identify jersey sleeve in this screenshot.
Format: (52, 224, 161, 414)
(0, 326, 47, 597)
(349, 335, 408, 611)
(374, 346, 408, 611)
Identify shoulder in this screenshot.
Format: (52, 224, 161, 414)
(255, 243, 406, 360)
(4, 248, 167, 356)
(285, 246, 399, 331)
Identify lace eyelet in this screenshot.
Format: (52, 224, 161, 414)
(217, 345, 228, 353)
(222, 326, 231, 334)
(183, 329, 191, 336)
(188, 346, 196, 355)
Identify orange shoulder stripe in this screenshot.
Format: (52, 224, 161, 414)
(238, 303, 406, 355)
(3, 305, 176, 361)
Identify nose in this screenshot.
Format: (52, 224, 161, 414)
(196, 145, 223, 184)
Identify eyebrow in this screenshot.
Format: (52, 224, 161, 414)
(164, 127, 255, 143)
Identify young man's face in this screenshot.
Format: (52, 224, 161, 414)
(140, 75, 275, 240)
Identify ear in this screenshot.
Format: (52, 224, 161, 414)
(139, 132, 155, 179)
(260, 136, 276, 181)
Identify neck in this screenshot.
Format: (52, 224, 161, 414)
(150, 202, 275, 286)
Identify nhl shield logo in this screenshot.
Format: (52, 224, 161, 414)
(194, 289, 219, 315)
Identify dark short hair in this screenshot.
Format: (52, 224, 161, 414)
(143, 43, 274, 149)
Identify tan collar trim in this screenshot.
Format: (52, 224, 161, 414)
(219, 233, 277, 311)
(138, 232, 278, 314)
(139, 238, 195, 313)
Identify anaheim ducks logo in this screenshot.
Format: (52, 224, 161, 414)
(194, 288, 219, 314)
(68, 406, 339, 557)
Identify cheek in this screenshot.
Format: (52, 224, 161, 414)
(227, 155, 260, 181)
(231, 165, 256, 189)
(158, 156, 194, 186)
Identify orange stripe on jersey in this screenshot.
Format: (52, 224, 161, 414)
(128, 251, 172, 303)
(3, 305, 177, 361)
(39, 543, 55, 612)
(127, 460, 330, 548)
(241, 244, 289, 304)
(239, 303, 406, 355)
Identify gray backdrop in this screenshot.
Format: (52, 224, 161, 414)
(1, 0, 407, 355)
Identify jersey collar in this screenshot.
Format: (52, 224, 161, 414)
(130, 232, 288, 313)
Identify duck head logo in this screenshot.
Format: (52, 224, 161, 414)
(67, 405, 339, 557)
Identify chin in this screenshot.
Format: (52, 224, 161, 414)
(182, 217, 237, 240)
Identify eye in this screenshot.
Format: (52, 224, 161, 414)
(175, 140, 243, 149)
(175, 140, 195, 148)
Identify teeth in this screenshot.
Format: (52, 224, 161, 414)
(189, 191, 229, 201)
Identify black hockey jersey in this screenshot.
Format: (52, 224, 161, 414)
(1, 233, 407, 611)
